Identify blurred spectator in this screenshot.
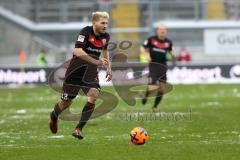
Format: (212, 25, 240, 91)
(19, 50, 26, 63)
(178, 46, 191, 62)
(224, 0, 240, 20)
(139, 52, 149, 63)
(36, 49, 47, 67)
(19, 50, 26, 71)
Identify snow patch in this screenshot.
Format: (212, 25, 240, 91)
(16, 109, 27, 114)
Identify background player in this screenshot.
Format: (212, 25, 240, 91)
(49, 11, 112, 139)
(140, 24, 176, 112)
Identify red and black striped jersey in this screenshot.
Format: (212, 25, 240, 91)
(142, 36, 173, 64)
(75, 26, 110, 60)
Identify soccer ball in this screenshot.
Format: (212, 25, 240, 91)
(130, 127, 149, 145)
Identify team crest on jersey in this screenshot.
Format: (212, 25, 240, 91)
(77, 35, 85, 42)
(165, 42, 169, 47)
(102, 39, 106, 45)
(143, 40, 148, 45)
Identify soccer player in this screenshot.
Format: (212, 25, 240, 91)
(140, 24, 176, 112)
(49, 12, 112, 139)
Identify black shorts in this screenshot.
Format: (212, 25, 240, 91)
(61, 57, 100, 101)
(148, 62, 167, 85)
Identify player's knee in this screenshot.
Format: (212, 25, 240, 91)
(148, 85, 159, 92)
(87, 88, 100, 99)
(87, 93, 99, 103)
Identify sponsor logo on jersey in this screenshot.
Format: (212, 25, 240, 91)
(86, 47, 102, 53)
(153, 47, 166, 53)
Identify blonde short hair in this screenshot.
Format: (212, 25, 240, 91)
(92, 11, 109, 22)
(157, 23, 167, 30)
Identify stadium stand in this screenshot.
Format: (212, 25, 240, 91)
(207, 0, 225, 19)
(0, 0, 97, 22)
(0, 0, 240, 65)
(224, 0, 240, 20)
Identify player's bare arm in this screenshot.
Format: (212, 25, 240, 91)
(102, 49, 112, 81)
(140, 46, 150, 62)
(170, 51, 176, 59)
(74, 48, 108, 66)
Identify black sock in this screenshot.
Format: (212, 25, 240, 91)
(153, 92, 163, 108)
(76, 102, 95, 130)
(142, 89, 150, 105)
(51, 103, 62, 120)
(145, 89, 150, 98)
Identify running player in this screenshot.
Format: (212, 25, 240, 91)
(49, 12, 112, 139)
(140, 24, 176, 112)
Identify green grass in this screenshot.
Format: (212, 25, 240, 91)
(0, 84, 240, 160)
